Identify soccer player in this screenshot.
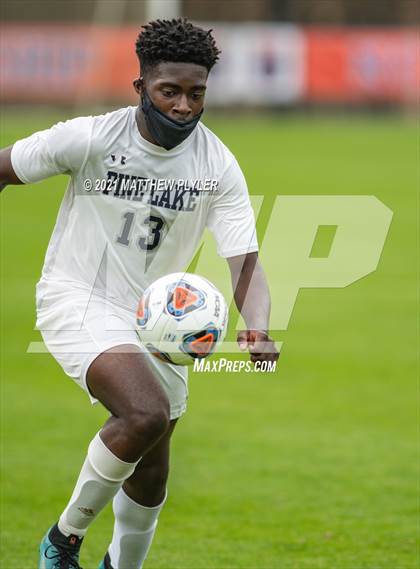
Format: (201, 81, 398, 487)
(0, 18, 278, 569)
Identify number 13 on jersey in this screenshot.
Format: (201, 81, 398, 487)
(116, 211, 165, 251)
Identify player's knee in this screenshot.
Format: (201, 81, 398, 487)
(143, 408, 171, 442)
(126, 407, 170, 446)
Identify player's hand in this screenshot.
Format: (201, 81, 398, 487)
(237, 330, 279, 363)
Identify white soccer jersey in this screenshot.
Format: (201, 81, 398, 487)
(11, 106, 258, 309)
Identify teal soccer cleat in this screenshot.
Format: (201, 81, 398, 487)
(39, 523, 83, 569)
(98, 552, 113, 569)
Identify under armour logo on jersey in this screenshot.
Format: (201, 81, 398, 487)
(110, 154, 126, 165)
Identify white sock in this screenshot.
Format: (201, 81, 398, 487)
(108, 487, 167, 569)
(58, 432, 139, 537)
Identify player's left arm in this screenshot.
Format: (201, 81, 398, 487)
(227, 251, 279, 363)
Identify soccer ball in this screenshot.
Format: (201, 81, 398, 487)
(136, 272, 228, 366)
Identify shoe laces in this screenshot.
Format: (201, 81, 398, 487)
(45, 543, 83, 569)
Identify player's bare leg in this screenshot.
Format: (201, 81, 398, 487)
(87, 345, 171, 462)
(40, 345, 172, 569)
(100, 420, 177, 569)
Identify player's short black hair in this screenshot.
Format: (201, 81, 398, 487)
(135, 18, 221, 75)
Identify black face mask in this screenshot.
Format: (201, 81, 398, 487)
(141, 88, 203, 151)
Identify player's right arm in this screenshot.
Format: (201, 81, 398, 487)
(0, 146, 24, 190)
(0, 116, 94, 192)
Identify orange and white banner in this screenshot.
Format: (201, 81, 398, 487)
(0, 24, 418, 105)
(0, 23, 305, 105)
(0, 24, 139, 103)
(306, 28, 419, 103)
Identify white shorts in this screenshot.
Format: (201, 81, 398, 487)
(35, 283, 188, 420)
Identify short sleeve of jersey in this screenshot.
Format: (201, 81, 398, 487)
(207, 158, 258, 258)
(10, 116, 93, 184)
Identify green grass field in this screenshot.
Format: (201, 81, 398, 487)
(1, 109, 418, 568)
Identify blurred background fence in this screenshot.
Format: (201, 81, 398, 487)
(1, 0, 419, 108)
